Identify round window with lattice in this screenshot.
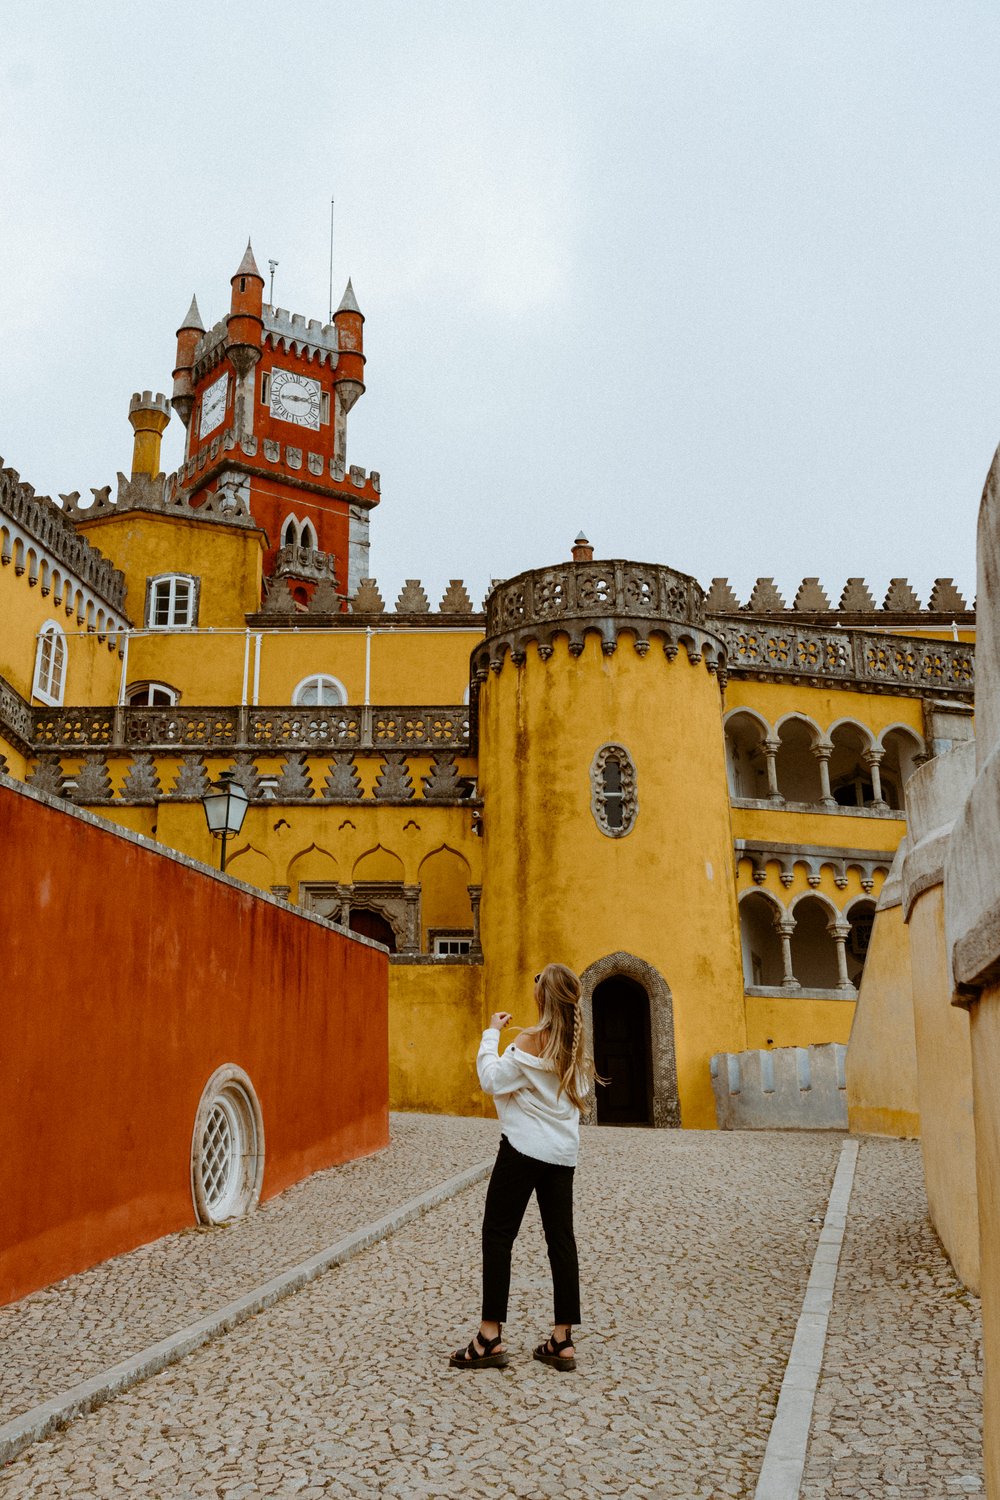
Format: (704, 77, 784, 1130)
(191, 1066, 265, 1225)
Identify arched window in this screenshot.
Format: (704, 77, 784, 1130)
(300, 521, 317, 549)
(282, 516, 299, 547)
(126, 681, 179, 707)
(292, 674, 346, 706)
(590, 744, 638, 837)
(146, 574, 198, 628)
(33, 621, 66, 705)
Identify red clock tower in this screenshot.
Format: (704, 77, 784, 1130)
(170, 241, 380, 607)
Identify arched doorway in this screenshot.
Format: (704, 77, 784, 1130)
(579, 952, 680, 1128)
(349, 908, 397, 951)
(592, 975, 653, 1126)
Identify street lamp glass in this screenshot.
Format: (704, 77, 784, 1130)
(202, 775, 250, 837)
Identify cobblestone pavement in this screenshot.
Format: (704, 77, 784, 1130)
(0, 1127, 983, 1498)
(0, 1113, 497, 1426)
(801, 1138, 984, 1499)
(2, 1126, 844, 1498)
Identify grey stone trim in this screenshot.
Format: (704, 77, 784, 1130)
(730, 796, 906, 821)
(901, 828, 954, 920)
(744, 985, 857, 1001)
(735, 839, 893, 892)
(388, 952, 483, 966)
(711, 1044, 848, 1130)
(0, 1158, 491, 1472)
(710, 617, 975, 699)
(273, 545, 339, 586)
(0, 463, 127, 614)
(373, 751, 414, 801)
(589, 743, 638, 838)
(0, 669, 33, 753)
(61, 466, 257, 532)
(579, 951, 680, 1129)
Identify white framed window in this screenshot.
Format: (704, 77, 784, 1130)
(146, 574, 198, 628)
(33, 621, 66, 705)
(126, 681, 179, 707)
(292, 673, 346, 706)
(433, 934, 473, 957)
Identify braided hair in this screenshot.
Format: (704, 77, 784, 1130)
(522, 963, 596, 1112)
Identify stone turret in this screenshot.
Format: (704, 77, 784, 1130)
(226, 240, 265, 382)
(171, 295, 204, 427)
(128, 391, 171, 478)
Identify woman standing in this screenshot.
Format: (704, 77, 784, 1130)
(450, 963, 594, 1372)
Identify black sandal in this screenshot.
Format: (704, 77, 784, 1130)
(533, 1329, 576, 1371)
(449, 1326, 509, 1370)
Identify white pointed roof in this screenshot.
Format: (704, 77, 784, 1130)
(235, 239, 263, 280)
(336, 278, 362, 315)
(179, 294, 204, 332)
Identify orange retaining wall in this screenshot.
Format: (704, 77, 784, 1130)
(0, 777, 389, 1305)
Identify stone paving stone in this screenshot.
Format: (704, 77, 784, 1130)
(800, 1138, 984, 1499)
(0, 1113, 497, 1427)
(0, 1128, 842, 1498)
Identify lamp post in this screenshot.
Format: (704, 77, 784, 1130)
(201, 770, 250, 873)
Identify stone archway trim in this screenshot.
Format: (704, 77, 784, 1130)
(578, 951, 680, 1129)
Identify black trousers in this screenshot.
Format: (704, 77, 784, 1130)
(481, 1135, 581, 1325)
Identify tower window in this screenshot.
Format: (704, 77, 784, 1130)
(33, 621, 66, 705)
(239, 276, 247, 292)
(282, 517, 299, 547)
(261, 372, 271, 405)
(146, 574, 199, 628)
(300, 521, 317, 549)
(293, 674, 346, 706)
(321, 391, 330, 424)
(590, 743, 638, 838)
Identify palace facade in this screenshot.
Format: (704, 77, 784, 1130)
(0, 244, 977, 1128)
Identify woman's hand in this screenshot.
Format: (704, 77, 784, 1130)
(489, 1011, 513, 1032)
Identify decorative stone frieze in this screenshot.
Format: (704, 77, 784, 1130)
(120, 752, 161, 803)
(171, 756, 211, 799)
(0, 670, 34, 753)
(475, 561, 724, 679)
(275, 753, 313, 800)
(710, 619, 974, 699)
(72, 756, 113, 803)
(273, 545, 339, 586)
(26, 756, 65, 797)
(229, 753, 263, 799)
(374, 752, 414, 801)
(322, 753, 363, 800)
(422, 752, 463, 800)
(735, 839, 891, 892)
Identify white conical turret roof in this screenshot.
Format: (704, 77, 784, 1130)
(179, 293, 204, 332)
(336, 278, 362, 315)
(235, 239, 263, 279)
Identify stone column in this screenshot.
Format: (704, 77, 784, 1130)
(863, 747, 888, 808)
(467, 884, 483, 959)
(775, 916, 798, 988)
(762, 738, 783, 803)
(814, 743, 837, 808)
(829, 921, 854, 991)
(403, 885, 421, 953)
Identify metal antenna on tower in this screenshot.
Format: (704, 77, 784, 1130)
(268, 260, 278, 303)
(328, 197, 335, 323)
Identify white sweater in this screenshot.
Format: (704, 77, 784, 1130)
(477, 1028, 581, 1168)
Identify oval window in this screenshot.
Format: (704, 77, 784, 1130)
(590, 744, 638, 838)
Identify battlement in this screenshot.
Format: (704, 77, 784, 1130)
(59, 469, 257, 531)
(0, 461, 127, 613)
(170, 429, 381, 500)
(250, 575, 486, 622)
(704, 575, 973, 618)
(263, 305, 340, 366)
(128, 390, 171, 419)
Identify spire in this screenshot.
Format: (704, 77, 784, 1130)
(235, 239, 263, 280)
(336, 278, 362, 315)
(178, 294, 204, 333)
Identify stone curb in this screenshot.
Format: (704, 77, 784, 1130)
(0, 1158, 493, 1471)
(753, 1136, 860, 1500)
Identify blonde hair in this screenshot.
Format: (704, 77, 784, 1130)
(522, 963, 595, 1112)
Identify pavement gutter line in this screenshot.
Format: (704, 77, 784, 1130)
(0, 1157, 494, 1471)
(753, 1136, 861, 1500)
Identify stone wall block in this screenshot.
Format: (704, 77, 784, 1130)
(710, 1044, 848, 1129)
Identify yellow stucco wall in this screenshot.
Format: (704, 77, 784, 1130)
(845, 899, 920, 1138)
(908, 884, 979, 1291)
(0, 560, 121, 708)
(723, 679, 926, 741)
(477, 634, 746, 1129)
(389, 961, 488, 1114)
(745, 994, 855, 1050)
(970, 983, 1000, 1498)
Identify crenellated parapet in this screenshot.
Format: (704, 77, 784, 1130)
(247, 575, 486, 625)
(704, 574, 974, 621)
(167, 428, 381, 507)
(60, 467, 257, 530)
(472, 560, 727, 677)
(0, 461, 127, 614)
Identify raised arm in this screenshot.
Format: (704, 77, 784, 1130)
(477, 1022, 525, 1097)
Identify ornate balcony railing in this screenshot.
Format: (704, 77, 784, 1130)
(29, 703, 471, 753)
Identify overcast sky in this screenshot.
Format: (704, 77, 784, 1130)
(2, 2, 998, 610)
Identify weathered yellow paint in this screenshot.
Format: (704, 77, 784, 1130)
(478, 634, 746, 1130)
(735, 858, 884, 906)
(744, 995, 855, 1049)
(845, 896, 920, 1138)
(723, 679, 926, 739)
(909, 883, 979, 1291)
(731, 804, 905, 853)
(0, 563, 121, 707)
(76, 512, 264, 631)
(389, 961, 489, 1115)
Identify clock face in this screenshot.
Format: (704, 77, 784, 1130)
(199, 372, 229, 438)
(270, 367, 321, 429)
